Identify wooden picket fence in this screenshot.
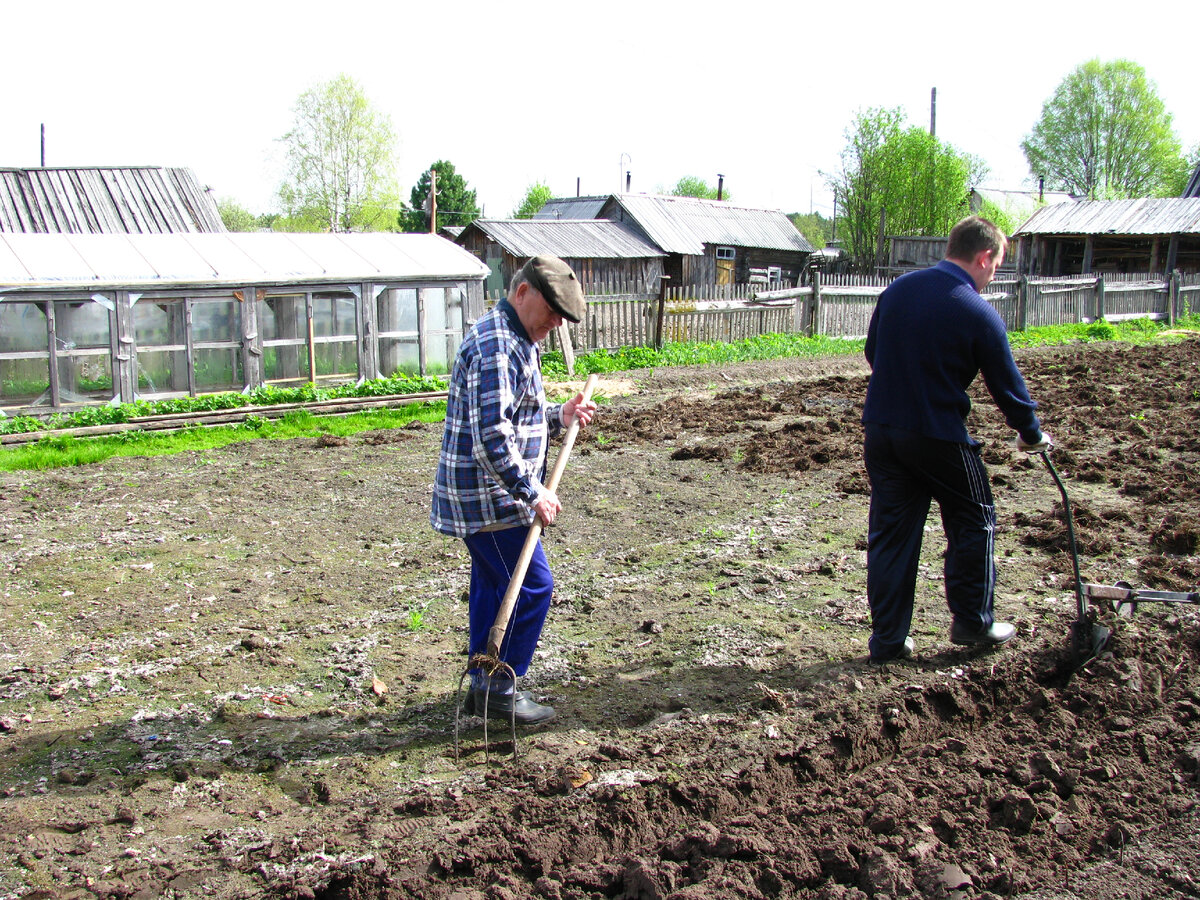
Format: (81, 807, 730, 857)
(492, 271, 1200, 355)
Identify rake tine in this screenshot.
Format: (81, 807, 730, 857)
(458, 655, 520, 765)
(453, 667, 471, 762)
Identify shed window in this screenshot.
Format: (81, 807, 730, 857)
(715, 246, 736, 260)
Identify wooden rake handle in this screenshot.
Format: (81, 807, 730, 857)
(485, 373, 598, 659)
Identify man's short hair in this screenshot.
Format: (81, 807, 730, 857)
(508, 266, 529, 297)
(946, 216, 1007, 261)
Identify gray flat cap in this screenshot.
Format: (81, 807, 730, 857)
(522, 255, 586, 323)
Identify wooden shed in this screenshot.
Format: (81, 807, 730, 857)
(1013, 198, 1200, 275)
(595, 194, 813, 289)
(968, 187, 1075, 221)
(0, 233, 487, 413)
(0, 166, 225, 234)
(455, 218, 665, 295)
(887, 235, 946, 272)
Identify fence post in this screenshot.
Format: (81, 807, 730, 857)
(1095, 274, 1105, 322)
(1168, 269, 1179, 326)
(809, 269, 822, 337)
(1017, 275, 1028, 331)
(654, 277, 669, 349)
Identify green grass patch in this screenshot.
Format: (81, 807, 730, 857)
(541, 315, 1200, 380)
(4, 313, 1196, 472)
(0, 402, 446, 472)
(0, 372, 447, 437)
(542, 332, 865, 379)
(1006, 316, 1197, 348)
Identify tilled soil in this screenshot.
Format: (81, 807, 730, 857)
(1, 338, 1199, 900)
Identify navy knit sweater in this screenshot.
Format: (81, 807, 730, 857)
(862, 260, 1042, 446)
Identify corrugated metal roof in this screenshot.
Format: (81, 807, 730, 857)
(1014, 197, 1200, 236)
(533, 196, 609, 220)
(604, 194, 813, 255)
(0, 167, 226, 234)
(464, 219, 664, 259)
(0, 232, 489, 292)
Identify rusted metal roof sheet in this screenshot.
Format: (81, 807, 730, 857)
(1014, 197, 1200, 236)
(464, 219, 664, 259)
(603, 193, 813, 255)
(0, 233, 489, 291)
(0, 166, 225, 234)
(533, 196, 609, 220)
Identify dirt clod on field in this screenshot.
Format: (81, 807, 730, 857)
(1, 338, 1199, 900)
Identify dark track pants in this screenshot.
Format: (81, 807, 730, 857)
(864, 423, 997, 660)
(464, 526, 553, 686)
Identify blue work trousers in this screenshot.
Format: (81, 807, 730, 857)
(464, 527, 553, 684)
(864, 423, 997, 659)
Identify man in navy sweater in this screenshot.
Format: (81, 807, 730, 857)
(862, 216, 1050, 663)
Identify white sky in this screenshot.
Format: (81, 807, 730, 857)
(4, 0, 1197, 223)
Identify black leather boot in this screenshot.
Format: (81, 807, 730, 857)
(463, 689, 555, 725)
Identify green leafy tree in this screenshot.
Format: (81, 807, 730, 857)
(513, 182, 553, 218)
(1166, 143, 1200, 196)
(973, 198, 1024, 236)
(788, 212, 831, 249)
(668, 176, 730, 201)
(217, 197, 258, 232)
(398, 161, 481, 233)
(1022, 59, 1185, 199)
(826, 107, 981, 270)
(276, 73, 400, 232)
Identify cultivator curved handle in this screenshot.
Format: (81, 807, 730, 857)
(1037, 451, 1110, 662)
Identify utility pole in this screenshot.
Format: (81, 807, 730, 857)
(428, 168, 437, 234)
(930, 87, 937, 137)
(40, 124, 45, 166)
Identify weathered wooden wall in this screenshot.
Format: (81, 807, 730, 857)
(1017, 234, 1200, 276)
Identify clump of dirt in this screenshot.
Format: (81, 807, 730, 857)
(0, 337, 1198, 900)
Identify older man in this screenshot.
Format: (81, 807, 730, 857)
(862, 216, 1051, 663)
(432, 255, 596, 723)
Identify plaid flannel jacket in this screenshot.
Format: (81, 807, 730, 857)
(431, 300, 565, 538)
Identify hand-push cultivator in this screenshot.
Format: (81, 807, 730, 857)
(1038, 450, 1198, 665)
(455, 374, 598, 763)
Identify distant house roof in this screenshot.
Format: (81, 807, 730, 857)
(600, 193, 814, 255)
(0, 166, 225, 234)
(1013, 197, 1200, 236)
(1184, 162, 1200, 198)
(533, 196, 610, 220)
(460, 218, 664, 259)
(970, 187, 1076, 208)
(0, 232, 488, 292)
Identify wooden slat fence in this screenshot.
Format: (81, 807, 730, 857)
(490, 271, 1200, 355)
